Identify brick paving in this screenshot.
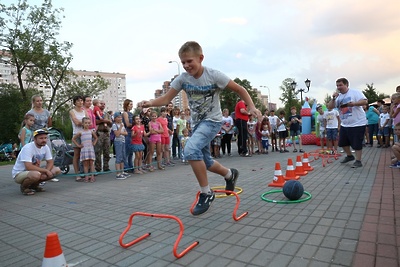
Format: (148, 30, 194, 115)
(0, 144, 398, 267)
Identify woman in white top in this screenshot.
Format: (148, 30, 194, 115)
(69, 95, 88, 181)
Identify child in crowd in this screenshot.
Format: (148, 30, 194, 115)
(325, 105, 340, 152)
(181, 128, 190, 164)
(157, 107, 170, 169)
(221, 108, 234, 156)
(212, 131, 222, 158)
(19, 113, 35, 148)
(390, 93, 400, 144)
(257, 116, 270, 154)
(288, 106, 304, 153)
(261, 124, 270, 154)
(277, 110, 289, 153)
(148, 110, 163, 171)
(93, 99, 107, 127)
(140, 41, 261, 216)
(268, 110, 279, 152)
(112, 112, 129, 179)
(130, 115, 147, 174)
(390, 122, 400, 168)
(72, 117, 98, 182)
(247, 114, 257, 155)
(316, 105, 326, 150)
(176, 110, 187, 160)
(377, 105, 390, 148)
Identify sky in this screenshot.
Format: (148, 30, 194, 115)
(5, 0, 400, 108)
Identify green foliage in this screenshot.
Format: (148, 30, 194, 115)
(0, 84, 39, 143)
(362, 83, 390, 104)
(220, 78, 264, 114)
(279, 78, 301, 119)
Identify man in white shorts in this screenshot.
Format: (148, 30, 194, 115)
(12, 129, 61, 195)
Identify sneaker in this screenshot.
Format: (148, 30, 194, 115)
(122, 172, 131, 178)
(351, 160, 363, 168)
(116, 174, 127, 180)
(39, 182, 46, 186)
(225, 168, 239, 195)
(299, 149, 304, 153)
(389, 161, 400, 168)
(50, 178, 59, 182)
(340, 155, 355, 163)
(191, 190, 215, 216)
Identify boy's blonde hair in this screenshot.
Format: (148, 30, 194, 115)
(178, 41, 203, 57)
(93, 99, 99, 106)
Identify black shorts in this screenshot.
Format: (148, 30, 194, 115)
(338, 125, 365, 150)
(278, 130, 288, 139)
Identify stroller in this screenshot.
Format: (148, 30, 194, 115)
(48, 127, 74, 174)
(0, 142, 14, 161)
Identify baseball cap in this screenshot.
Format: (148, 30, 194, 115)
(33, 129, 49, 137)
(316, 104, 322, 110)
(114, 111, 122, 118)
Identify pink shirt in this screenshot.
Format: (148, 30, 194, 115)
(393, 104, 400, 125)
(85, 108, 96, 130)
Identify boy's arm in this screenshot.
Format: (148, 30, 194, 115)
(226, 80, 262, 120)
(141, 89, 179, 108)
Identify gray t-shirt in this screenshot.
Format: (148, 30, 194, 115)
(171, 66, 230, 127)
(27, 109, 51, 131)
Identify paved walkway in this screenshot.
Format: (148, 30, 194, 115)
(0, 144, 398, 267)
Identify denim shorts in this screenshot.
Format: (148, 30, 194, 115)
(184, 120, 222, 168)
(377, 127, 389, 136)
(114, 140, 126, 164)
(290, 129, 301, 137)
(326, 128, 338, 140)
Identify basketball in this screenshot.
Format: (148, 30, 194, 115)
(283, 180, 304, 200)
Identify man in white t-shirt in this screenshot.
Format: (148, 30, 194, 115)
(12, 129, 61, 195)
(328, 78, 368, 168)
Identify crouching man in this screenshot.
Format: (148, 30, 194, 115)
(12, 129, 61, 195)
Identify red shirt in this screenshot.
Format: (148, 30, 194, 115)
(131, 125, 144, 145)
(157, 117, 169, 138)
(235, 100, 248, 121)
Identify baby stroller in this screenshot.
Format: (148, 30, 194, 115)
(48, 127, 74, 174)
(0, 142, 14, 161)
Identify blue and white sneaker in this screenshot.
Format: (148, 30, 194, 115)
(191, 190, 215, 216)
(389, 161, 400, 168)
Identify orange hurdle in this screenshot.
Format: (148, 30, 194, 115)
(119, 212, 199, 259)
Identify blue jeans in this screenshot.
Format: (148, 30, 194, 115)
(124, 133, 133, 169)
(184, 120, 222, 168)
(114, 140, 126, 164)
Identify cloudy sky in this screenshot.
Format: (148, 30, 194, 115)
(7, 0, 400, 108)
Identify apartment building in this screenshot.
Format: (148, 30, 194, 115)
(73, 70, 126, 113)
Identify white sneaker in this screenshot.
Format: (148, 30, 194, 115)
(51, 178, 59, 182)
(122, 172, 131, 178)
(116, 174, 127, 180)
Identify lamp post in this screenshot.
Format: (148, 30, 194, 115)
(168, 60, 181, 75)
(290, 79, 311, 104)
(259, 85, 271, 110)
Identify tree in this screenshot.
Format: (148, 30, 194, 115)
(279, 78, 301, 118)
(0, 84, 39, 142)
(0, 0, 66, 100)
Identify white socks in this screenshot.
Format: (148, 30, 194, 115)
(224, 169, 232, 180)
(200, 185, 211, 194)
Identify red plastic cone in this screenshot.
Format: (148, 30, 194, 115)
(268, 162, 286, 187)
(295, 155, 308, 176)
(42, 232, 67, 267)
(302, 153, 314, 171)
(284, 158, 300, 180)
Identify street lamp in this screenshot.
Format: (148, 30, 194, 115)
(259, 85, 271, 110)
(291, 79, 311, 104)
(168, 60, 181, 75)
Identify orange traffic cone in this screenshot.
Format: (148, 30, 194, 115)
(268, 162, 286, 187)
(284, 158, 300, 180)
(42, 232, 67, 267)
(295, 155, 308, 176)
(302, 153, 314, 171)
